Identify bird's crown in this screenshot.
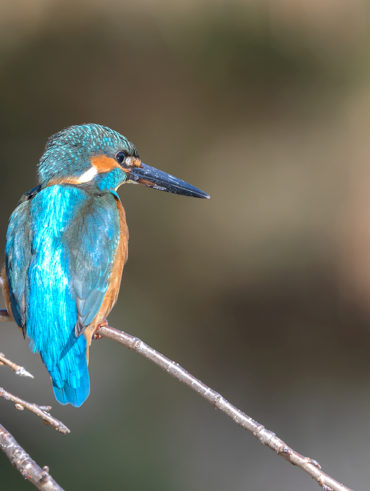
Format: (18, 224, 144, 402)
(38, 123, 138, 185)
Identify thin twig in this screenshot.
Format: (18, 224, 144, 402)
(0, 352, 34, 378)
(98, 324, 352, 491)
(0, 387, 70, 435)
(0, 424, 63, 490)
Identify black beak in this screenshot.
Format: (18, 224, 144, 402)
(128, 163, 210, 199)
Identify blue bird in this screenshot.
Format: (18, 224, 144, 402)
(3, 124, 209, 407)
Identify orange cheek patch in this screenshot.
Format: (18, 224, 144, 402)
(90, 155, 120, 173)
(132, 158, 142, 168)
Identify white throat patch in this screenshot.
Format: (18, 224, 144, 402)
(78, 166, 98, 183)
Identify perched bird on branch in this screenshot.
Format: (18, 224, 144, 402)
(3, 124, 209, 407)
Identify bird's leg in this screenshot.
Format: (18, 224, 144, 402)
(93, 320, 108, 340)
(0, 309, 10, 321)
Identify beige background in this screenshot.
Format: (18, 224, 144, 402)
(1, 1, 370, 489)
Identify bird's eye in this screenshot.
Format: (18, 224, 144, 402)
(115, 151, 127, 164)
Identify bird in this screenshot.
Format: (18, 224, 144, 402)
(3, 123, 209, 407)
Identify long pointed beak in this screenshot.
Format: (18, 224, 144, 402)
(127, 163, 210, 199)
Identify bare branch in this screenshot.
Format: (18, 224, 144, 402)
(0, 352, 34, 378)
(0, 424, 63, 490)
(98, 324, 352, 491)
(0, 387, 70, 435)
(0, 305, 352, 489)
(0, 316, 68, 488)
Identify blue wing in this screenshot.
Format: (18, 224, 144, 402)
(6, 184, 120, 407)
(5, 198, 33, 329)
(64, 192, 121, 336)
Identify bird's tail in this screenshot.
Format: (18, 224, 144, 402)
(43, 334, 90, 407)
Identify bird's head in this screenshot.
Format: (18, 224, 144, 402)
(38, 124, 209, 198)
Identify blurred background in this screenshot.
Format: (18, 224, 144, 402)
(1, 0, 370, 489)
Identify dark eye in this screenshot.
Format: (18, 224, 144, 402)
(115, 151, 127, 164)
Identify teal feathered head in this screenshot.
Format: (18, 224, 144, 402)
(38, 123, 138, 186)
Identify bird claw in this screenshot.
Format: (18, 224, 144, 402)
(93, 320, 108, 340)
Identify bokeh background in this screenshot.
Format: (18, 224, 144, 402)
(1, 1, 370, 489)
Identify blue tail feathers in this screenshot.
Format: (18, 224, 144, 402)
(43, 334, 90, 407)
(52, 371, 90, 407)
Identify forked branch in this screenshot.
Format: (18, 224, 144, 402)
(98, 324, 352, 491)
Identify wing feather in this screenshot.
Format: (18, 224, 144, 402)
(5, 199, 33, 328)
(63, 192, 121, 335)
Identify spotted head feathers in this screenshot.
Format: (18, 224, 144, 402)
(38, 123, 138, 186)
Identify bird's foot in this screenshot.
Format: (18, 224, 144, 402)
(0, 309, 10, 321)
(93, 320, 108, 340)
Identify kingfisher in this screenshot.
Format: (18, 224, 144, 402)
(3, 124, 209, 407)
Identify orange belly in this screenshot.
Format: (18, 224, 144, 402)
(1, 266, 14, 322)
